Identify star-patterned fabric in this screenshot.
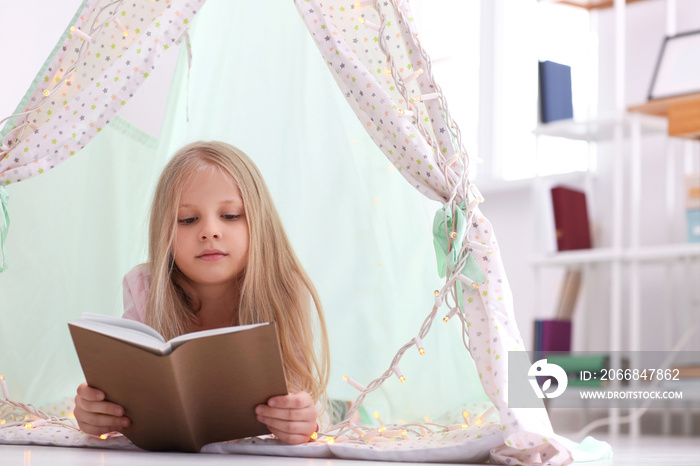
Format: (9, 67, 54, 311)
(0, 0, 205, 185)
(294, 1, 572, 464)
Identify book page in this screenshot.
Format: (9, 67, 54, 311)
(168, 322, 268, 350)
(69, 318, 169, 353)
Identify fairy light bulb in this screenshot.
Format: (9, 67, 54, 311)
(397, 108, 414, 117)
(342, 375, 367, 392)
(412, 336, 425, 355)
(462, 410, 471, 423)
(434, 290, 439, 297)
(326, 437, 335, 444)
(358, 18, 380, 31)
(43, 90, 50, 96)
(114, 18, 128, 37)
(0, 375, 9, 399)
(450, 231, 457, 239)
(100, 434, 108, 440)
(378, 426, 386, 433)
(310, 432, 318, 440)
(403, 68, 424, 84)
(70, 26, 92, 41)
(413, 92, 439, 102)
(392, 366, 406, 383)
(443, 307, 457, 322)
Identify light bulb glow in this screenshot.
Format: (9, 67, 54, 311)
(70, 26, 92, 41)
(414, 92, 439, 101)
(378, 426, 386, 433)
(43, 90, 50, 96)
(310, 432, 318, 440)
(114, 18, 128, 36)
(392, 366, 406, 383)
(326, 437, 335, 444)
(100, 434, 108, 440)
(403, 68, 424, 84)
(443, 308, 457, 322)
(358, 18, 380, 31)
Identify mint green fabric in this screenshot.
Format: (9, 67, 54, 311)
(0, 116, 166, 403)
(555, 435, 613, 462)
(0, 186, 9, 272)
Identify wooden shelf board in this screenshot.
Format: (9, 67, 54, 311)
(533, 243, 700, 267)
(629, 93, 700, 139)
(538, 0, 649, 10)
(629, 93, 700, 117)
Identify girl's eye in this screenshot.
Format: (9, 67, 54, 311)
(178, 217, 196, 224)
(222, 214, 241, 220)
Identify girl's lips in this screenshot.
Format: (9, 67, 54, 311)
(198, 253, 226, 261)
(197, 250, 227, 261)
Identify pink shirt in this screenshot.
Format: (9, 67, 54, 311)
(122, 264, 151, 323)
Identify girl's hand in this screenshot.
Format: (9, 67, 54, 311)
(255, 391, 317, 444)
(73, 382, 131, 436)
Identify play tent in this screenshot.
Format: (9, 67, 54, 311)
(0, 0, 611, 463)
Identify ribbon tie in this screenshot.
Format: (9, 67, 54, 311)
(0, 185, 9, 272)
(432, 200, 486, 285)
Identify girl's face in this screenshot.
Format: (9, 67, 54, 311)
(173, 167, 250, 289)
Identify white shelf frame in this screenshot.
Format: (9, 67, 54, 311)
(531, 0, 700, 437)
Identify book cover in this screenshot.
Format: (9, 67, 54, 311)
(69, 317, 288, 452)
(555, 269, 582, 320)
(550, 186, 592, 251)
(540, 319, 572, 354)
(538, 60, 574, 123)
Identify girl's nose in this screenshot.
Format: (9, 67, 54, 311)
(199, 219, 220, 240)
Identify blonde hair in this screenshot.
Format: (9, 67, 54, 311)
(146, 141, 329, 402)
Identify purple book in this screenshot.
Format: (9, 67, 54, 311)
(541, 319, 572, 354)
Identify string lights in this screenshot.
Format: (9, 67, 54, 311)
(0, 0, 127, 159)
(316, 0, 500, 446)
(0, 375, 80, 432)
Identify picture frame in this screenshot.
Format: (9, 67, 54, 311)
(648, 29, 700, 101)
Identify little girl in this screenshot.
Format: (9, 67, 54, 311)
(73, 141, 330, 445)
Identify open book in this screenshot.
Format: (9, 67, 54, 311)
(68, 313, 288, 452)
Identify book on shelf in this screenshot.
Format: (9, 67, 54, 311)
(68, 313, 288, 452)
(686, 173, 700, 243)
(672, 364, 700, 379)
(533, 319, 572, 357)
(550, 185, 593, 251)
(538, 60, 574, 124)
(555, 268, 582, 320)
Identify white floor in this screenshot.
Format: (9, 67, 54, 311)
(1, 435, 699, 465)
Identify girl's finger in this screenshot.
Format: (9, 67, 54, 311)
(73, 407, 130, 430)
(258, 415, 313, 436)
(78, 399, 125, 417)
(255, 405, 314, 422)
(77, 383, 106, 402)
(266, 425, 312, 445)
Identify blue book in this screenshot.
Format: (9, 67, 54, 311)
(538, 61, 574, 123)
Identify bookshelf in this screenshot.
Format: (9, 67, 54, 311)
(531, 0, 700, 436)
(538, 0, 649, 11)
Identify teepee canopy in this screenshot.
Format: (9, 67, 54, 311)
(0, 1, 577, 464)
